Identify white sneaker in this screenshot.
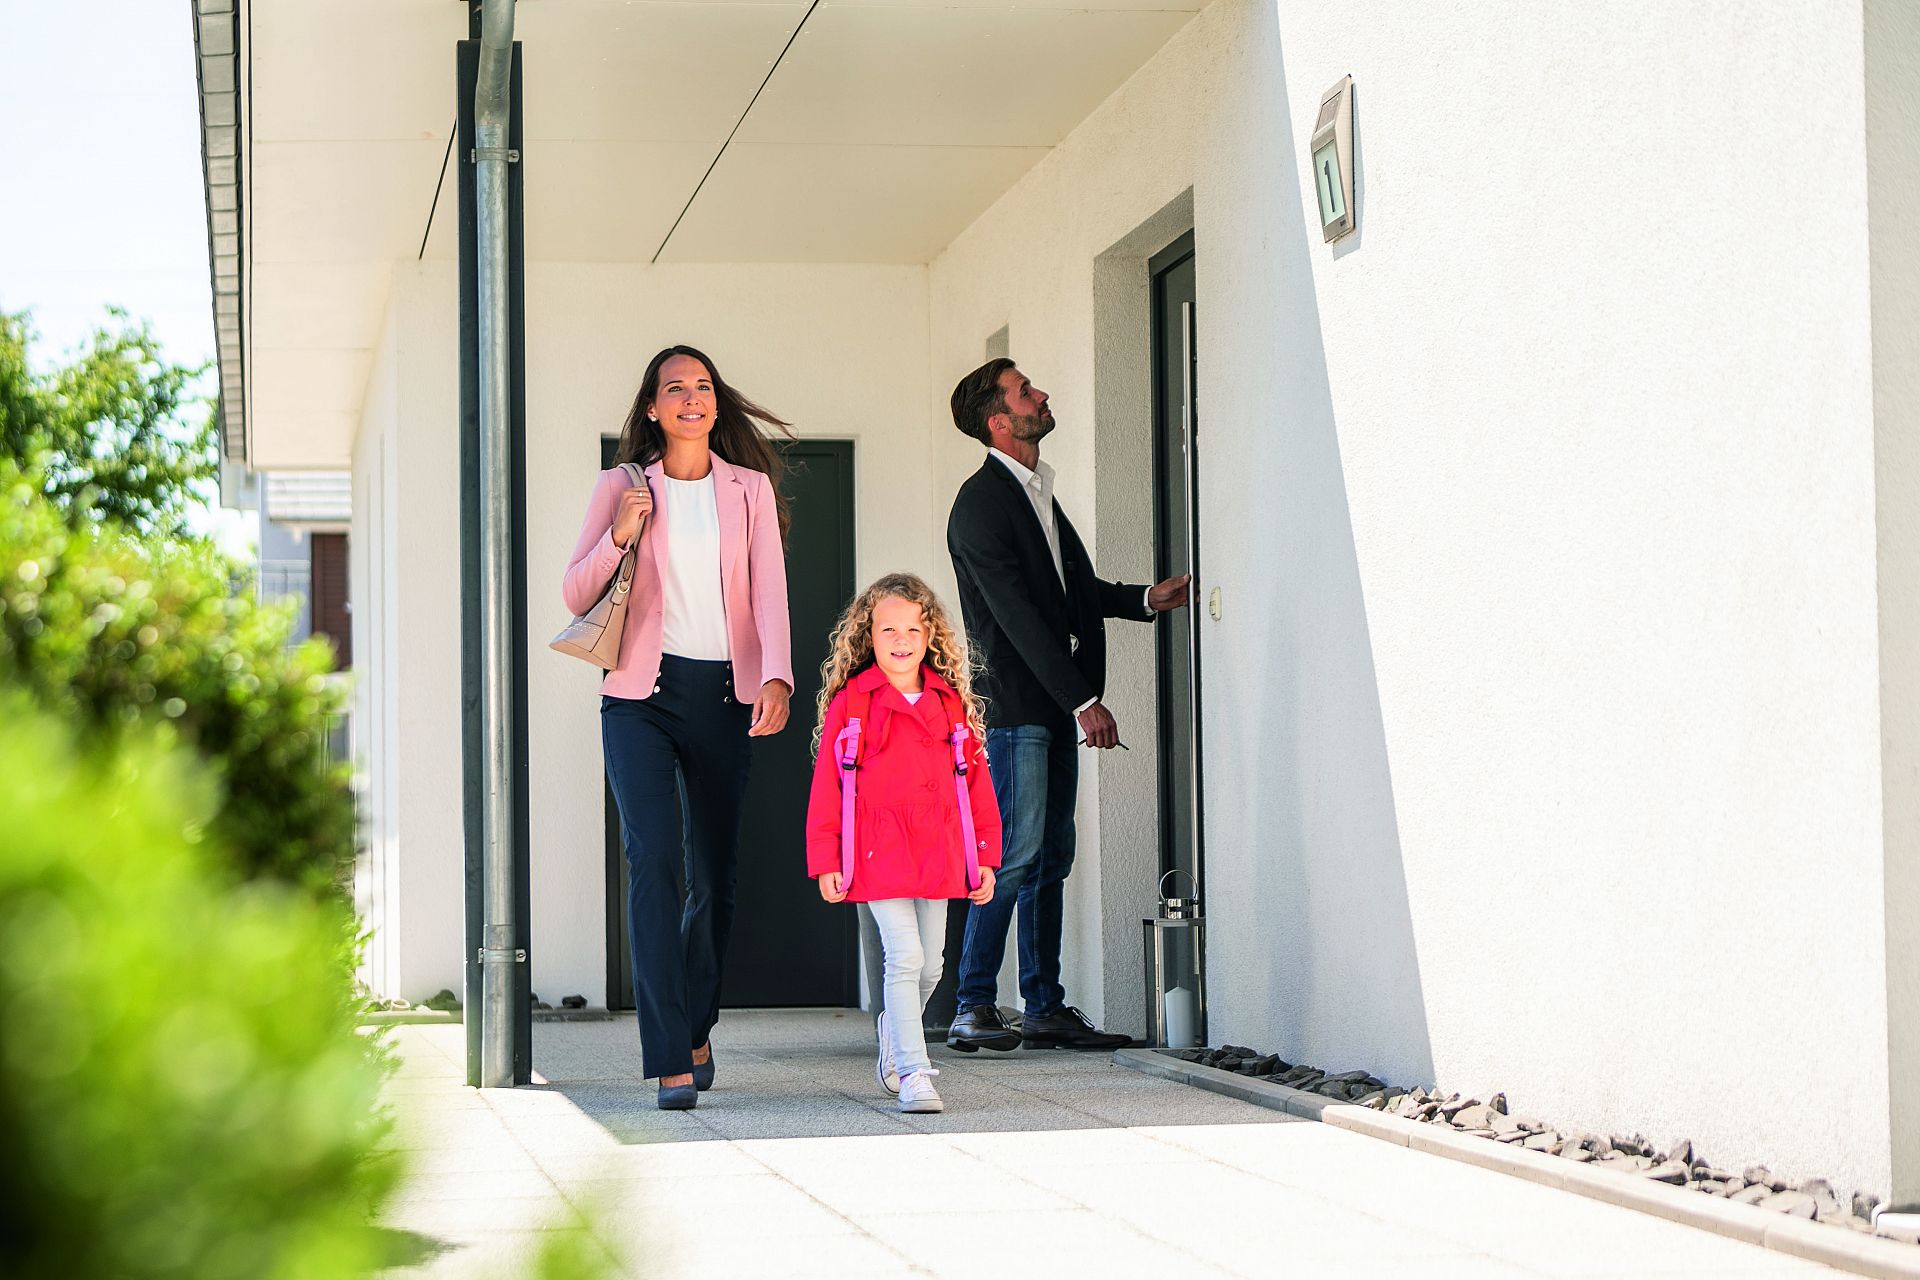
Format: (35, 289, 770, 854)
(875, 1012, 900, 1095)
(897, 1068, 944, 1114)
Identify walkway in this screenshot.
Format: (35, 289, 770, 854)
(376, 1011, 1846, 1279)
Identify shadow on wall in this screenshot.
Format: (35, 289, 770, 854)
(1330, 78, 1364, 262)
(1210, 4, 1433, 1089)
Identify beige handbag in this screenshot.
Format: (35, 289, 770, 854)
(549, 463, 646, 670)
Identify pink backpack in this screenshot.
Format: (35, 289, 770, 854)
(831, 682, 984, 895)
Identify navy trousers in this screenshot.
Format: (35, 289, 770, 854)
(601, 655, 753, 1079)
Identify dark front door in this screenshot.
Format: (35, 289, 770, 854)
(605, 438, 861, 1010)
(1150, 232, 1205, 910)
(309, 532, 351, 668)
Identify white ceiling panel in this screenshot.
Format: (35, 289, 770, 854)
(246, 410, 363, 473)
(736, 5, 1193, 146)
(522, 140, 713, 261)
(249, 261, 396, 350)
(517, 2, 806, 144)
(250, 0, 463, 142)
(829, 0, 1201, 9)
(250, 140, 449, 264)
(659, 142, 1048, 263)
(250, 348, 375, 416)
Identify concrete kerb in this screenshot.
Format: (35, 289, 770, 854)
(359, 1009, 462, 1027)
(355, 1007, 619, 1029)
(1112, 1047, 1920, 1280)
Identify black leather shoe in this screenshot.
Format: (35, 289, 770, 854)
(945, 1003, 1021, 1053)
(1020, 1006, 1132, 1050)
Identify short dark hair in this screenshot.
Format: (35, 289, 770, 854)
(950, 358, 1015, 446)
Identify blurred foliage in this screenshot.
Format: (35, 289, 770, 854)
(0, 457, 353, 897)
(511, 1210, 624, 1280)
(1, 308, 218, 539)
(0, 698, 397, 1280)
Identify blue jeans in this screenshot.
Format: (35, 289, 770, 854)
(954, 724, 1078, 1018)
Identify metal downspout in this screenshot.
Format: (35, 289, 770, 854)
(474, 0, 519, 1090)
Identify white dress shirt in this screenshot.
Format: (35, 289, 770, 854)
(989, 448, 1066, 589)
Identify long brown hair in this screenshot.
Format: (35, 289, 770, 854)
(813, 573, 988, 757)
(614, 344, 795, 539)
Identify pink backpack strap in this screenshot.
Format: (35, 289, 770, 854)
(937, 690, 983, 893)
(832, 686, 872, 892)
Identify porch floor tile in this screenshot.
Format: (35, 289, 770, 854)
(375, 1013, 1848, 1279)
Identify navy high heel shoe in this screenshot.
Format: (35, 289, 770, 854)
(691, 1044, 715, 1092)
(657, 1080, 697, 1110)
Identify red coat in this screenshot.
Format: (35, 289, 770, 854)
(806, 664, 1002, 902)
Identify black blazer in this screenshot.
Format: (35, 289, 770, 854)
(947, 455, 1152, 729)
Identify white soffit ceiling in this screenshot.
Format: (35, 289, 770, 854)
(659, 1, 1195, 261)
(238, 0, 1203, 467)
(245, 0, 463, 468)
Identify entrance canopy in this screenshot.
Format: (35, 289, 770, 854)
(195, 0, 1205, 470)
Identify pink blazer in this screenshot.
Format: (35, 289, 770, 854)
(562, 454, 793, 702)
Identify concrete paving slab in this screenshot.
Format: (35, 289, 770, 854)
(376, 1013, 1852, 1280)
(850, 1207, 1197, 1277)
(536, 1141, 772, 1184)
(379, 1194, 577, 1242)
(943, 1123, 1215, 1167)
(613, 1225, 916, 1278)
(557, 1171, 862, 1239)
(382, 1169, 565, 1204)
(397, 1144, 544, 1177)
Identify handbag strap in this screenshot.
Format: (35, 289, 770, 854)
(609, 462, 646, 599)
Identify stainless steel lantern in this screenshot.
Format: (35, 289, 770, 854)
(1142, 870, 1207, 1048)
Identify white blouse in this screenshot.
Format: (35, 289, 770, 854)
(659, 474, 731, 662)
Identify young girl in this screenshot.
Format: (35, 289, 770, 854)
(805, 574, 1000, 1114)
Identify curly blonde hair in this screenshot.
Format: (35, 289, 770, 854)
(813, 573, 988, 756)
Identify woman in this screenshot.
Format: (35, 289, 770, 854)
(563, 345, 794, 1110)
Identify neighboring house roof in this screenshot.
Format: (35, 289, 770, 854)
(265, 471, 353, 525)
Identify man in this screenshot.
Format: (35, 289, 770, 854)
(945, 358, 1190, 1051)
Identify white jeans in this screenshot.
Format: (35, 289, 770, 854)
(868, 897, 946, 1076)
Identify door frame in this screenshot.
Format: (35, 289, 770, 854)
(1148, 231, 1206, 893)
(601, 436, 862, 1010)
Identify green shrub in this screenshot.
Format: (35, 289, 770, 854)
(0, 458, 354, 896)
(0, 698, 396, 1279)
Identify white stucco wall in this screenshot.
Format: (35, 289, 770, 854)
(351, 264, 466, 1004)
(351, 308, 398, 999)
(1869, 0, 1920, 1208)
(928, 0, 1891, 1196)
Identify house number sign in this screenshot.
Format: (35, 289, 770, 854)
(1311, 75, 1356, 244)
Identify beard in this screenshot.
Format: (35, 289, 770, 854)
(1008, 409, 1055, 443)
